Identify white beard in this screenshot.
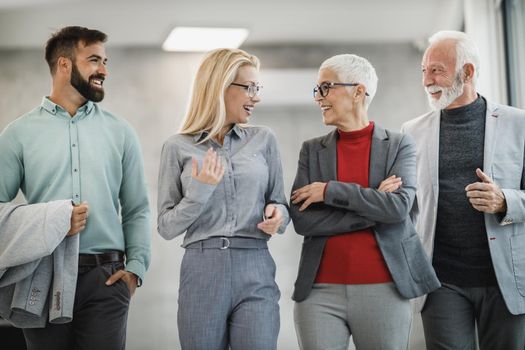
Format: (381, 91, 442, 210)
(426, 74, 464, 111)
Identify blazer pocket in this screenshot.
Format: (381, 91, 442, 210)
(510, 233, 525, 297)
(401, 234, 431, 283)
(492, 161, 523, 189)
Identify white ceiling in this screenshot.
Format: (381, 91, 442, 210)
(0, 0, 464, 49)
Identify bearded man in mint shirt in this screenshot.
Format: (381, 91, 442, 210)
(0, 26, 150, 350)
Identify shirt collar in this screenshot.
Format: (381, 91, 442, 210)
(192, 124, 245, 142)
(41, 97, 59, 115)
(81, 100, 95, 114)
(41, 97, 95, 116)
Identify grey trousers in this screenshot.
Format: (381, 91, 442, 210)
(422, 283, 525, 350)
(23, 262, 131, 350)
(177, 238, 280, 350)
(294, 283, 412, 350)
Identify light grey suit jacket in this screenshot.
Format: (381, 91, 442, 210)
(291, 124, 440, 302)
(0, 200, 78, 328)
(402, 98, 525, 315)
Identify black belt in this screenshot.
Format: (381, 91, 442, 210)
(185, 237, 268, 250)
(78, 251, 125, 266)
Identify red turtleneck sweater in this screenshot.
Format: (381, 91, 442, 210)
(315, 122, 392, 284)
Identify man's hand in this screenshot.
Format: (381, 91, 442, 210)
(68, 201, 89, 236)
(257, 204, 284, 235)
(465, 168, 506, 214)
(291, 182, 327, 211)
(378, 175, 402, 192)
(192, 148, 225, 185)
(105, 270, 138, 296)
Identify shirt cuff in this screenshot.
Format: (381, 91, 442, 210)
(500, 188, 518, 225)
(125, 259, 146, 286)
(273, 203, 290, 235)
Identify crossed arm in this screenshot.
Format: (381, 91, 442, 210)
(289, 142, 406, 237)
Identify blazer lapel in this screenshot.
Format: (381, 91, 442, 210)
(483, 101, 500, 177)
(318, 130, 338, 181)
(369, 125, 389, 188)
(425, 111, 440, 199)
(318, 126, 389, 187)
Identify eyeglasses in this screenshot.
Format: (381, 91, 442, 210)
(313, 82, 369, 98)
(230, 82, 263, 98)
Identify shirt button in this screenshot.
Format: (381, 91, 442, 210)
(75, 194, 79, 198)
(74, 169, 78, 172)
(72, 144, 76, 147)
(71, 121, 75, 124)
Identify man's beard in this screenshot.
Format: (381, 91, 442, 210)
(70, 64, 105, 102)
(426, 72, 464, 111)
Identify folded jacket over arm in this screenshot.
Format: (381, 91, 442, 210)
(0, 200, 78, 328)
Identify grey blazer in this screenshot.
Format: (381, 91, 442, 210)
(0, 200, 78, 328)
(402, 98, 525, 315)
(290, 124, 440, 302)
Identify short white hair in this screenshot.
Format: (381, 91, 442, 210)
(428, 30, 480, 84)
(320, 54, 378, 110)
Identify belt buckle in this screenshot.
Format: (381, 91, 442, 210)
(220, 237, 230, 250)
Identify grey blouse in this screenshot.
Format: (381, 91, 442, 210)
(157, 124, 290, 247)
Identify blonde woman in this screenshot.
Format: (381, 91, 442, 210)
(157, 48, 289, 350)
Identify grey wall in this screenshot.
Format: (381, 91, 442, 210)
(0, 43, 430, 349)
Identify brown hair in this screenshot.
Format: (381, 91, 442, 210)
(45, 26, 107, 75)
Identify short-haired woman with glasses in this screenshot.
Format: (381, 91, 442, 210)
(157, 48, 289, 350)
(290, 54, 440, 349)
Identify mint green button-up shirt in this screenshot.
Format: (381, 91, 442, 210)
(0, 97, 151, 281)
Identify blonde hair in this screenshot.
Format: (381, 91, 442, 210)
(180, 48, 260, 143)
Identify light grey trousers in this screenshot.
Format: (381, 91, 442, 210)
(177, 238, 280, 350)
(422, 283, 525, 350)
(294, 283, 412, 350)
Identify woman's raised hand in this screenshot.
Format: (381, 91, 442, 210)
(191, 147, 225, 185)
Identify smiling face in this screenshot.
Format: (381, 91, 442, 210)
(421, 39, 465, 110)
(70, 41, 108, 102)
(224, 64, 261, 125)
(315, 68, 355, 127)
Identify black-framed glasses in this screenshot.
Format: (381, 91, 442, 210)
(313, 82, 369, 98)
(230, 82, 263, 98)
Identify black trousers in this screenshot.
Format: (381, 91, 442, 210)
(422, 283, 525, 350)
(23, 262, 131, 350)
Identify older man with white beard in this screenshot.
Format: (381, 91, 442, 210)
(402, 30, 525, 350)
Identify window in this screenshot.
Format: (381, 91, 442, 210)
(503, 0, 525, 108)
